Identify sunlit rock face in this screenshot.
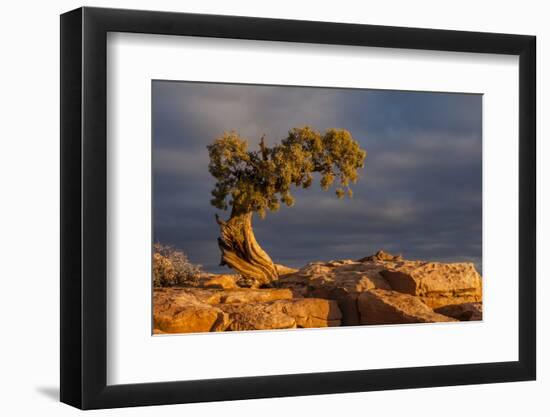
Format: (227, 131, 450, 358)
(153, 251, 482, 334)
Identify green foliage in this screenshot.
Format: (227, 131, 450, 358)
(152, 243, 202, 287)
(207, 126, 366, 218)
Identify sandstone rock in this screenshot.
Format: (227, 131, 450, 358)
(279, 261, 391, 294)
(278, 260, 391, 324)
(199, 274, 240, 290)
(357, 250, 403, 262)
(220, 302, 297, 331)
(325, 259, 357, 267)
(179, 287, 294, 305)
(357, 289, 457, 325)
(278, 253, 482, 324)
(217, 288, 294, 304)
(220, 298, 342, 330)
(153, 252, 481, 333)
(154, 287, 293, 306)
(153, 289, 228, 333)
(154, 305, 227, 333)
(380, 261, 482, 308)
(274, 298, 342, 327)
(153, 287, 304, 333)
(435, 302, 482, 321)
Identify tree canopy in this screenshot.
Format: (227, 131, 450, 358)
(207, 126, 367, 218)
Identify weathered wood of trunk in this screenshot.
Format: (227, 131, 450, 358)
(215, 211, 278, 287)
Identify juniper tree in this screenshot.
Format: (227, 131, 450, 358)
(207, 126, 367, 286)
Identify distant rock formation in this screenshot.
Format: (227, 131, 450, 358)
(153, 251, 482, 334)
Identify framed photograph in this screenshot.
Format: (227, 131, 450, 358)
(60, 6, 536, 409)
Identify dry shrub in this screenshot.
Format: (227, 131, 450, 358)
(153, 243, 202, 287)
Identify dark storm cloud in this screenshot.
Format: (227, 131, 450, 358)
(152, 81, 482, 273)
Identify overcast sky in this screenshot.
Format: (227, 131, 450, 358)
(152, 81, 482, 273)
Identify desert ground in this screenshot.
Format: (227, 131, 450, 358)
(153, 250, 482, 334)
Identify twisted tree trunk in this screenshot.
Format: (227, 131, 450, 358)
(215, 211, 278, 287)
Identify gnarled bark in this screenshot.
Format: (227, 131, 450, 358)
(215, 212, 278, 287)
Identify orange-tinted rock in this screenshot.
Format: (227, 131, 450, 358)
(279, 261, 392, 294)
(357, 289, 457, 325)
(181, 287, 294, 305)
(153, 252, 481, 333)
(199, 274, 240, 290)
(277, 260, 392, 324)
(153, 289, 228, 333)
(153, 287, 309, 333)
(274, 298, 342, 328)
(220, 298, 341, 330)
(218, 288, 294, 304)
(357, 250, 403, 262)
(381, 261, 482, 308)
(220, 302, 297, 331)
(435, 302, 482, 321)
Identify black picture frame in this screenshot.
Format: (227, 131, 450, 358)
(60, 6, 536, 410)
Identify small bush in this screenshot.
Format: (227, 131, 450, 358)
(153, 243, 202, 287)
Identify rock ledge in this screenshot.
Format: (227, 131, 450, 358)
(154, 251, 482, 334)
